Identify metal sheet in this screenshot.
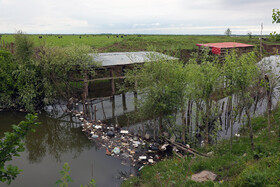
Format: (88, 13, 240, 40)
(89, 51, 177, 67)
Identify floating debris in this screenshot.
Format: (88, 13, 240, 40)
(120, 130, 129, 134)
(70, 107, 203, 178)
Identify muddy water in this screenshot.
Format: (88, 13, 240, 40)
(0, 89, 137, 187)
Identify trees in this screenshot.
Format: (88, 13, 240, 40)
(224, 51, 259, 150)
(0, 32, 100, 112)
(225, 28, 232, 37)
(271, 9, 280, 41)
(272, 8, 280, 23)
(0, 114, 39, 184)
(125, 52, 188, 138)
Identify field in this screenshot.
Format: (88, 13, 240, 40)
(0, 34, 264, 52)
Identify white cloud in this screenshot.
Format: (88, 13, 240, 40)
(0, 0, 279, 34)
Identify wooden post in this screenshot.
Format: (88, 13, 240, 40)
(94, 105, 97, 121)
(112, 95, 115, 119)
(82, 71, 89, 114)
(110, 68, 115, 95)
(134, 78, 138, 111)
(122, 93, 127, 111)
(134, 91, 138, 111)
(101, 101, 107, 120)
(260, 23, 263, 59)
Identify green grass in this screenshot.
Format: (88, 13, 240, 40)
(0, 34, 264, 52)
(0, 34, 123, 49)
(122, 107, 280, 187)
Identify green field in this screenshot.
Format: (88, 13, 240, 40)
(0, 34, 265, 52)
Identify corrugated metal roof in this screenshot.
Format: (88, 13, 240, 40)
(89, 51, 176, 67)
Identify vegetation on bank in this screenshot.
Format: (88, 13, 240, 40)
(0, 114, 39, 184)
(122, 106, 280, 186)
(0, 32, 99, 112)
(0, 34, 270, 52)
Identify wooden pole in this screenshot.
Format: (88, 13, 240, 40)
(110, 68, 115, 95)
(260, 23, 263, 59)
(112, 95, 115, 119)
(101, 101, 107, 120)
(94, 105, 97, 121)
(122, 93, 127, 111)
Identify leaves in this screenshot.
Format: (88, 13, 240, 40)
(0, 114, 39, 184)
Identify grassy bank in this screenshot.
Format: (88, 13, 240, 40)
(122, 107, 280, 187)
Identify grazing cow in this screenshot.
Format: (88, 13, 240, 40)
(39, 36, 42, 39)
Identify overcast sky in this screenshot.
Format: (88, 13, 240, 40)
(0, 0, 279, 35)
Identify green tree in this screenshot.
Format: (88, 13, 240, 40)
(0, 114, 40, 184)
(247, 32, 252, 39)
(228, 51, 259, 150)
(187, 55, 221, 147)
(272, 8, 280, 23)
(125, 52, 187, 137)
(1, 32, 100, 112)
(225, 28, 232, 37)
(259, 56, 280, 140)
(0, 50, 18, 108)
(271, 9, 280, 41)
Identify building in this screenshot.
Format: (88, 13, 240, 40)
(196, 42, 254, 56)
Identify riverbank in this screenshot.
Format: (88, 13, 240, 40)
(122, 107, 280, 186)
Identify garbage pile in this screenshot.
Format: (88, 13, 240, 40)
(72, 110, 174, 170)
(71, 109, 208, 173)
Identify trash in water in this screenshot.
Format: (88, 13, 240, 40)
(92, 134, 99, 138)
(107, 131, 115, 138)
(139, 156, 147, 160)
(160, 144, 169, 151)
(148, 159, 154, 163)
(106, 148, 111, 156)
(121, 153, 130, 158)
(120, 130, 129, 134)
(112, 147, 120, 154)
(94, 125, 102, 129)
(138, 166, 144, 171)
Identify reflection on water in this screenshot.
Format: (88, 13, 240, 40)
(0, 110, 132, 187)
(25, 113, 93, 163)
(1, 77, 277, 186)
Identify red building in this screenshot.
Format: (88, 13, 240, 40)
(196, 42, 254, 55)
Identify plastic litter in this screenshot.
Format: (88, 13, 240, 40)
(94, 125, 102, 129)
(160, 144, 169, 151)
(139, 156, 147, 160)
(107, 131, 115, 138)
(112, 147, 120, 154)
(91, 134, 98, 138)
(120, 130, 129, 134)
(148, 159, 154, 163)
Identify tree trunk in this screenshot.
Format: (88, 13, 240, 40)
(204, 99, 210, 147)
(228, 97, 233, 151)
(246, 108, 254, 151)
(186, 100, 194, 142)
(181, 107, 186, 143)
(265, 75, 272, 140)
(159, 114, 163, 135)
(153, 115, 156, 140)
